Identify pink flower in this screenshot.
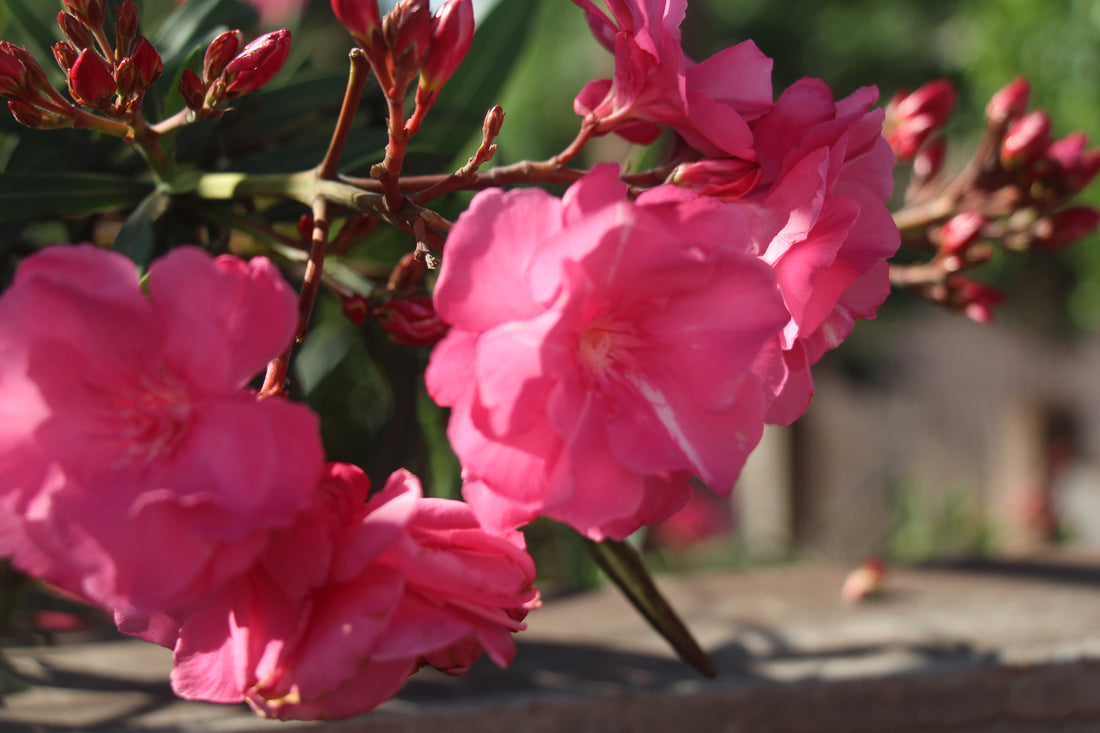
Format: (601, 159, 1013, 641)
(572, 0, 772, 157)
(0, 245, 323, 620)
(733, 79, 899, 423)
(170, 465, 538, 721)
(426, 166, 789, 539)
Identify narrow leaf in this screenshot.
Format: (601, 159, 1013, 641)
(0, 174, 153, 221)
(113, 188, 167, 268)
(581, 534, 718, 678)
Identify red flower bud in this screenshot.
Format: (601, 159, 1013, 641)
(114, 56, 135, 99)
(383, 0, 432, 88)
(342, 295, 371, 325)
(938, 211, 986, 255)
(419, 0, 474, 92)
(1047, 132, 1100, 194)
(58, 12, 95, 52)
(670, 157, 762, 201)
(885, 79, 955, 159)
(128, 37, 163, 92)
(68, 48, 116, 107)
(223, 29, 291, 100)
(1033, 207, 1100, 251)
(3, 43, 52, 99)
(912, 137, 946, 181)
(387, 251, 427, 292)
(7, 98, 47, 128)
(374, 295, 450, 347)
(330, 0, 383, 50)
(203, 30, 245, 86)
(115, 0, 138, 57)
(986, 76, 1030, 127)
(53, 41, 79, 75)
(948, 275, 1005, 324)
(62, 0, 105, 29)
(178, 68, 205, 111)
(1001, 110, 1051, 168)
(0, 44, 28, 98)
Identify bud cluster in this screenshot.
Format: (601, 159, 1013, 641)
(893, 77, 1100, 322)
(331, 0, 473, 117)
(179, 29, 291, 119)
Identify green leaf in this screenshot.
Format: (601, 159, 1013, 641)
(113, 189, 167, 268)
(149, 0, 259, 69)
(581, 535, 718, 678)
(416, 0, 537, 165)
(0, 174, 153, 221)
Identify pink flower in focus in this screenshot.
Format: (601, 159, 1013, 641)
(170, 465, 538, 720)
(0, 245, 323, 620)
(426, 166, 789, 540)
(733, 79, 899, 423)
(572, 0, 772, 157)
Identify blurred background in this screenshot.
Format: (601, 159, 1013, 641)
(2, 0, 1100, 633)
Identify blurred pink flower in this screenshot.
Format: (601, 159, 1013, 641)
(735, 79, 899, 423)
(170, 465, 538, 720)
(0, 245, 323, 620)
(178, 0, 306, 24)
(648, 483, 734, 551)
(572, 0, 772, 157)
(426, 166, 788, 539)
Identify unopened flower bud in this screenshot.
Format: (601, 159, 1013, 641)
(670, 158, 762, 201)
(330, 0, 383, 50)
(383, 0, 432, 88)
(68, 48, 116, 107)
(7, 98, 47, 128)
(1033, 207, 1100, 251)
(948, 275, 1005, 324)
(128, 37, 162, 92)
(913, 137, 946, 181)
(342, 295, 371, 325)
(58, 12, 95, 52)
(53, 41, 79, 75)
(4, 44, 52, 98)
(178, 68, 205, 111)
(115, 0, 138, 57)
(223, 29, 291, 100)
(986, 76, 1030, 127)
(62, 0, 105, 29)
(938, 211, 986, 256)
(419, 0, 474, 93)
(0, 44, 28, 98)
(203, 30, 245, 86)
(114, 56, 135, 98)
(374, 295, 449, 347)
(1047, 132, 1100, 194)
(483, 103, 505, 140)
(387, 251, 427, 292)
(297, 213, 314, 240)
(885, 79, 955, 159)
(1001, 110, 1051, 168)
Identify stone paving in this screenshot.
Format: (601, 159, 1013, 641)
(4, 555, 1100, 732)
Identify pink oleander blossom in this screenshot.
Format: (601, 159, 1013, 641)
(0, 245, 323, 620)
(426, 165, 789, 540)
(735, 79, 900, 423)
(170, 465, 538, 721)
(572, 0, 772, 157)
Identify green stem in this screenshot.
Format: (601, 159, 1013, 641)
(580, 535, 717, 678)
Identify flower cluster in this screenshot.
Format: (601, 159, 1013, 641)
(0, 246, 538, 720)
(9, 0, 1097, 724)
(426, 2, 900, 540)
